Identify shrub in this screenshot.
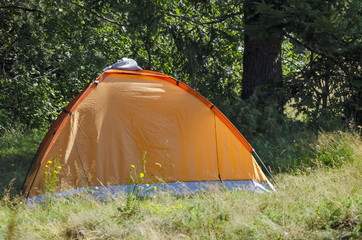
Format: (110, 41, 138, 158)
(0, 128, 44, 197)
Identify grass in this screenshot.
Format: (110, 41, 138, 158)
(0, 129, 44, 196)
(0, 130, 361, 239)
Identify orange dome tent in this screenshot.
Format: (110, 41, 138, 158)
(23, 65, 274, 201)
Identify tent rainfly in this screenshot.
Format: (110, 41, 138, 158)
(22, 58, 274, 201)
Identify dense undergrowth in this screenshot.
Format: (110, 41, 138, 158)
(0, 128, 361, 239)
(0, 129, 44, 196)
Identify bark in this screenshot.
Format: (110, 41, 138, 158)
(241, 0, 283, 99)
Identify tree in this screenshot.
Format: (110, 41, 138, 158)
(242, 0, 362, 127)
(0, 0, 360, 134)
(241, 0, 283, 102)
(280, 0, 362, 127)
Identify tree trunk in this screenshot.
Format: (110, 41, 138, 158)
(241, 0, 283, 100)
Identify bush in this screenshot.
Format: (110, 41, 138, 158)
(217, 91, 362, 173)
(311, 131, 361, 167)
(218, 92, 315, 172)
(0, 128, 44, 197)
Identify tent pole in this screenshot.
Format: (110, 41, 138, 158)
(20, 154, 38, 195)
(252, 149, 277, 187)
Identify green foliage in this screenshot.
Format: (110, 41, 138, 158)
(253, 0, 362, 126)
(1, 0, 361, 135)
(0, 0, 245, 132)
(0, 129, 44, 196)
(117, 193, 142, 219)
(312, 131, 360, 167)
(42, 157, 63, 194)
(285, 0, 362, 126)
(218, 88, 362, 172)
(308, 196, 362, 234)
(0, 0, 109, 132)
(218, 91, 315, 171)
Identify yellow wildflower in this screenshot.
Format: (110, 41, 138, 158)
(146, 184, 150, 187)
(45, 165, 49, 168)
(47, 160, 53, 164)
(131, 164, 135, 168)
(139, 172, 144, 178)
(54, 170, 59, 174)
(153, 186, 157, 190)
(57, 166, 62, 169)
(19, 202, 23, 205)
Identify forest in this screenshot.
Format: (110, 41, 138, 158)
(1, 0, 361, 168)
(0, 0, 361, 239)
(1, 0, 361, 131)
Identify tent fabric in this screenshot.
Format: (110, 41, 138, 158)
(23, 69, 272, 198)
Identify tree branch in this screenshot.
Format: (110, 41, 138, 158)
(284, 33, 321, 56)
(202, 11, 243, 25)
(163, 11, 200, 25)
(163, 10, 242, 26)
(0, 5, 44, 13)
(71, 2, 127, 27)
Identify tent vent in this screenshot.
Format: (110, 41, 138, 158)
(103, 58, 142, 71)
(210, 105, 214, 109)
